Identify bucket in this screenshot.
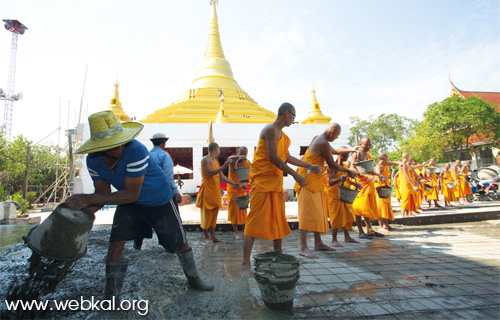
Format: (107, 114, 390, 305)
(234, 190, 250, 209)
(354, 159, 374, 175)
(376, 186, 392, 199)
(425, 167, 436, 174)
(464, 176, 472, 183)
(253, 250, 300, 310)
(424, 183, 433, 192)
(445, 182, 456, 189)
(25, 203, 95, 261)
(338, 178, 360, 204)
(477, 165, 500, 181)
(235, 158, 251, 182)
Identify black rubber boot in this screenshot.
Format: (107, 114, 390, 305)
(104, 259, 129, 299)
(133, 238, 143, 250)
(176, 249, 214, 291)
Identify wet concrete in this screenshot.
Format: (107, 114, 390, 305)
(1, 220, 499, 319)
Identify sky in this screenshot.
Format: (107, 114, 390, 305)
(1, 0, 499, 147)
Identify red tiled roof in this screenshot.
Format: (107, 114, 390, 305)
(458, 91, 500, 111)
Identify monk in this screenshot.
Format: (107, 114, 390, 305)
(424, 158, 442, 208)
(399, 153, 420, 217)
(196, 142, 240, 243)
(410, 158, 426, 213)
(451, 160, 465, 205)
(373, 152, 399, 231)
(242, 102, 322, 276)
(227, 146, 250, 240)
(439, 163, 457, 207)
(326, 148, 362, 247)
(460, 161, 473, 203)
(350, 137, 386, 239)
(294, 123, 357, 258)
(394, 171, 401, 204)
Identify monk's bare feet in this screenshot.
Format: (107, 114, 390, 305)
(379, 227, 389, 232)
(344, 237, 360, 243)
(409, 212, 418, 217)
(416, 208, 424, 213)
(235, 233, 243, 240)
(435, 204, 442, 208)
(331, 240, 343, 247)
(388, 226, 396, 231)
(242, 263, 253, 277)
(205, 239, 214, 244)
(212, 236, 224, 243)
(299, 248, 319, 259)
(315, 243, 336, 251)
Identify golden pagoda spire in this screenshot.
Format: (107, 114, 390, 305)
(108, 80, 130, 122)
(216, 88, 230, 123)
(301, 87, 332, 124)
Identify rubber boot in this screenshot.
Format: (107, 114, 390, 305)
(176, 249, 214, 291)
(133, 238, 143, 250)
(104, 259, 129, 299)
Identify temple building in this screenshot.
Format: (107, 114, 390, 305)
(74, 1, 343, 196)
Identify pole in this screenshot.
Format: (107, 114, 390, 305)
(23, 144, 31, 200)
(68, 132, 74, 197)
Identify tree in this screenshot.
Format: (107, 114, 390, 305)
(424, 95, 500, 159)
(399, 119, 446, 163)
(348, 113, 417, 159)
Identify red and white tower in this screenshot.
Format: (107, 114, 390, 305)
(1, 19, 27, 139)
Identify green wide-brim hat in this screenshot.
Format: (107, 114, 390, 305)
(75, 110, 144, 154)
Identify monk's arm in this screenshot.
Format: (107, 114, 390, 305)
(324, 145, 356, 177)
(349, 152, 361, 175)
(402, 164, 419, 191)
(202, 157, 232, 177)
(219, 172, 240, 188)
(331, 146, 360, 154)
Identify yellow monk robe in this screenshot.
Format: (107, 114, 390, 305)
(227, 161, 251, 225)
(196, 159, 222, 229)
(425, 169, 440, 201)
(244, 133, 292, 240)
(409, 170, 422, 208)
(394, 172, 401, 200)
(399, 167, 417, 211)
(375, 165, 394, 221)
(460, 167, 473, 195)
(414, 168, 425, 206)
(352, 153, 379, 220)
(293, 148, 329, 233)
(325, 163, 355, 229)
(452, 170, 464, 198)
(441, 172, 457, 202)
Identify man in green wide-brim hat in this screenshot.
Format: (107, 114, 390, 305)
(66, 110, 214, 299)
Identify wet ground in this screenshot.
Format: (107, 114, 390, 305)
(1, 220, 499, 319)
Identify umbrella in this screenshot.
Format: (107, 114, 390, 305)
(173, 165, 193, 190)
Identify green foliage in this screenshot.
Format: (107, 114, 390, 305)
(348, 113, 417, 157)
(399, 119, 446, 163)
(12, 191, 29, 213)
(0, 184, 8, 202)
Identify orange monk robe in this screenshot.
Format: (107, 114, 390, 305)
(409, 170, 422, 208)
(415, 168, 426, 203)
(452, 171, 464, 198)
(325, 164, 355, 229)
(425, 170, 440, 201)
(375, 165, 394, 221)
(352, 153, 379, 220)
(460, 167, 473, 195)
(244, 133, 292, 240)
(441, 172, 457, 202)
(394, 172, 401, 200)
(399, 167, 417, 211)
(294, 149, 329, 233)
(227, 161, 251, 225)
(196, 159, 221, 229)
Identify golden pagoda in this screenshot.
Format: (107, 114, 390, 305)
(108, 80, 130, 122)
(141, 1, 276, 124)
(301, 87, 332, 124)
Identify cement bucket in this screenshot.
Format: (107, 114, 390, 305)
(424, 183, 433, 192)
(376, 186, 392, 199)
(253, 250, 300, 310)
(445, 182, 456, 189)
(234, 190, 250, 209)
(338, 178, 360, 204)
(425, 167, 436, 175)
(235, 158, 251, 182)
(354, 159, 374, 175)
(26, 203, 95, 261)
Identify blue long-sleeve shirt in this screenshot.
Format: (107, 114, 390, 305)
(149, 146, 180, 195)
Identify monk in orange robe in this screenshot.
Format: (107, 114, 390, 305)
(294, 123, 357, 258)
(373, 152, 399, 231)
(242, 103, 322, 276)
(227, 146, 251, 240)
(451, 160, 465, 204)
(196, 142, 239, 243)
(350, 137, 387, 239)
(325, 149, 362, 247)
(394, 171, 401, 203)
(399, 153, 420, 217)
(440, 163, 458, 207)
(460, 161, 473, 203)
(424, 158, 442, 208)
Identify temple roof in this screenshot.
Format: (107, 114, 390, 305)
(301, 88, 332, 124)
(108, 81, 130, 122)
(449, 77, 500, 112)
(141, 1, 276, 124)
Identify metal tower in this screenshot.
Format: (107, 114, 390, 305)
(1, 20, 27, 139)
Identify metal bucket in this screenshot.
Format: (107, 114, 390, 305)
(354, 159, 373, 175)
(376, 186, 392, 199)
(235, 158, 251, 182)
(26, 203, 95, 261)
(445, 182, 456, 189)
(425, 167, 436, 174)
(477, 165, 500, 181)
(464, 176, 472, 183)
(338, 178, 360, 204)
(234, 190, 250, 209)
(424, 183, 433, 192)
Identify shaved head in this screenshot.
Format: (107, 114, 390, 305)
(325, 122, 341, 134)
(378, 152, 388, 161)
(238, 146, 248, 155)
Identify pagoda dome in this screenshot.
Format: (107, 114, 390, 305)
(301, 87, 332, 124)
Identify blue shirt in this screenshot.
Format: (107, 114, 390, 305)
(86, 140, 173, 207)
(149, 146, 180, 195)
